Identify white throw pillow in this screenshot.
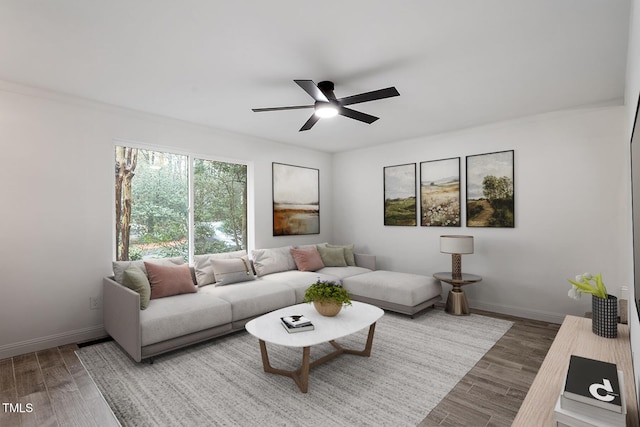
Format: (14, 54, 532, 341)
(251, 246, 297, 276)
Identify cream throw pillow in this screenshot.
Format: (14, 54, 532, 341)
(251, 246, 297, 276)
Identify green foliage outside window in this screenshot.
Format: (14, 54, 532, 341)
(115, 146, 247, 261)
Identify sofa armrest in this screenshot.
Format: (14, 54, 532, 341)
(354, 253, 376, 270)
(103, 277, 142, 362)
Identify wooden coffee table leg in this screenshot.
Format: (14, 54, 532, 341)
(256, 323, 378, 393)
(334, 322, 377, 357)
(258, 339, 311, 393)
(296, 346, 310, 393)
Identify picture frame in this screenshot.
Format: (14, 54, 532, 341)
(383, 163, 417, 226)
(420, 157, 461, 227)
(272, 162, 320, 235)
(466, 150, 514, 228)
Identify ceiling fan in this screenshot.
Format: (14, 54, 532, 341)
(252, 80, 400, 131)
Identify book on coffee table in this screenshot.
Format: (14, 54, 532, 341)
(280, 315, 314, 333)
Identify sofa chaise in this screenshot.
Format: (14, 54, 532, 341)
(103, 244, 442, 362)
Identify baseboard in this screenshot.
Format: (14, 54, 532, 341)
(0, 325, 107, 360)
(468, 299, 566, 324)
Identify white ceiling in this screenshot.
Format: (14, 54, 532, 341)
(0, 1, 631, 152)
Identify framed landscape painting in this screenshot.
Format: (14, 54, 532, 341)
(420, 157, 460, 227)
(272, 163, 319, 235)
(466, 150, 514, 228)
(384, 163, 417, 226)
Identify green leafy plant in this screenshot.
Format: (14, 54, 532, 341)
(303, 279, 352, 306)
(567, 273, 608, 299)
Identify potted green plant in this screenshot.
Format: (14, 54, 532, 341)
(304, 279, 352, 317)
(567, 273, 617, 338)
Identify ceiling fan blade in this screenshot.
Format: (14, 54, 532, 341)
(252, 105, 314, 112)
(339, 107, 379, 124)
(338, 87, 400, 106)
(299, 114, 321, 131)
(294, 80, 329, 102)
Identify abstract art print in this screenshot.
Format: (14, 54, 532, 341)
(420, 157, 460, 227)
(384, 163, 417, 226)
(466, 150, 514, 228)
(272, 163, 320, 235)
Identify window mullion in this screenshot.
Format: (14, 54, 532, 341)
(188, 154, 195, 265)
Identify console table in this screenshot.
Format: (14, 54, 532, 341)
(512, 315, 639, 426)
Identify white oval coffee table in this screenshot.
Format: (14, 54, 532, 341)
(245, 301, 384, 393)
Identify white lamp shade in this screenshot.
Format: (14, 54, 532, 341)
(440, 235, 474, 254)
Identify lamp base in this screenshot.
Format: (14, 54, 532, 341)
(451, 254, 462, 280)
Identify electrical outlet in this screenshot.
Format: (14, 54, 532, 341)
(90, 296, 101, 310)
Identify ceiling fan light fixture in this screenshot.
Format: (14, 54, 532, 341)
(314, 102, 338, 118)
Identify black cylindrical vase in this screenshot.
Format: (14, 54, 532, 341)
(592, 294, 618, 338)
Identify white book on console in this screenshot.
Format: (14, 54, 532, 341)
(555, 394, 624, 427)
(559, 368, 626, 426)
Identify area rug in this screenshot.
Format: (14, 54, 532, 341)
(78, 309, 512, 427)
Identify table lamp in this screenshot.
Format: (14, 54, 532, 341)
(440, 235, 474, 279)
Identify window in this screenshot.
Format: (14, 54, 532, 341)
(114, 145, 248, 261)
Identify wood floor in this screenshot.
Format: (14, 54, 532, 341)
(0, 308, 559, 427)
(0, 344, 119, 427)
(419, 308, 561, 426)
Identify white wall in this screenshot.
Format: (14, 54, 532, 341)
(332, 106, 628, 324)
(0, 81, 333, 359)
(625, 0, 640, 411)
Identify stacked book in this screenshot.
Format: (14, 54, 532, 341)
(280, 315, 314, 333)
(554, 355, 626, 427)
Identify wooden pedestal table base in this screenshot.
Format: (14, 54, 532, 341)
(433, 272, 483, 316)
(258, 323, 377, 393)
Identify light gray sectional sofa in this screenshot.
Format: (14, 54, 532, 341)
(103, 244, 442, 362)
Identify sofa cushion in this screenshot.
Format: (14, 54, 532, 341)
(251, 246, 296, 276)
(140, 293, 232, 346)
(316, 245, 348, 267)
(259, 270, 341, 303)
(342, 270, 442, 307)
(327, 243, 356, 266)
(211, 258, 255, 286)
(112, 257, 184, 285)
(144, 262, 198, 299)
(122, 265, 151, 310)
(201, 279, 296, 321)
(193, 250, 248, 287)
(316, 266, 372, 280)
(290, 246, 325, 272)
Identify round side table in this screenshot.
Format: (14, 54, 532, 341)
(433, 272, 483, 316)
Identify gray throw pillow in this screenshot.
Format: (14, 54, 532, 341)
(193, 250, 248, 287)
(122, 265, 151, 310)
(211, 258, 256, 286)
(316, 245, 348, 267)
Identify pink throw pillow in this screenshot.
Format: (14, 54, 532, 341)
(290, 247, 325, 272)
(144, 262, 197, 299)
